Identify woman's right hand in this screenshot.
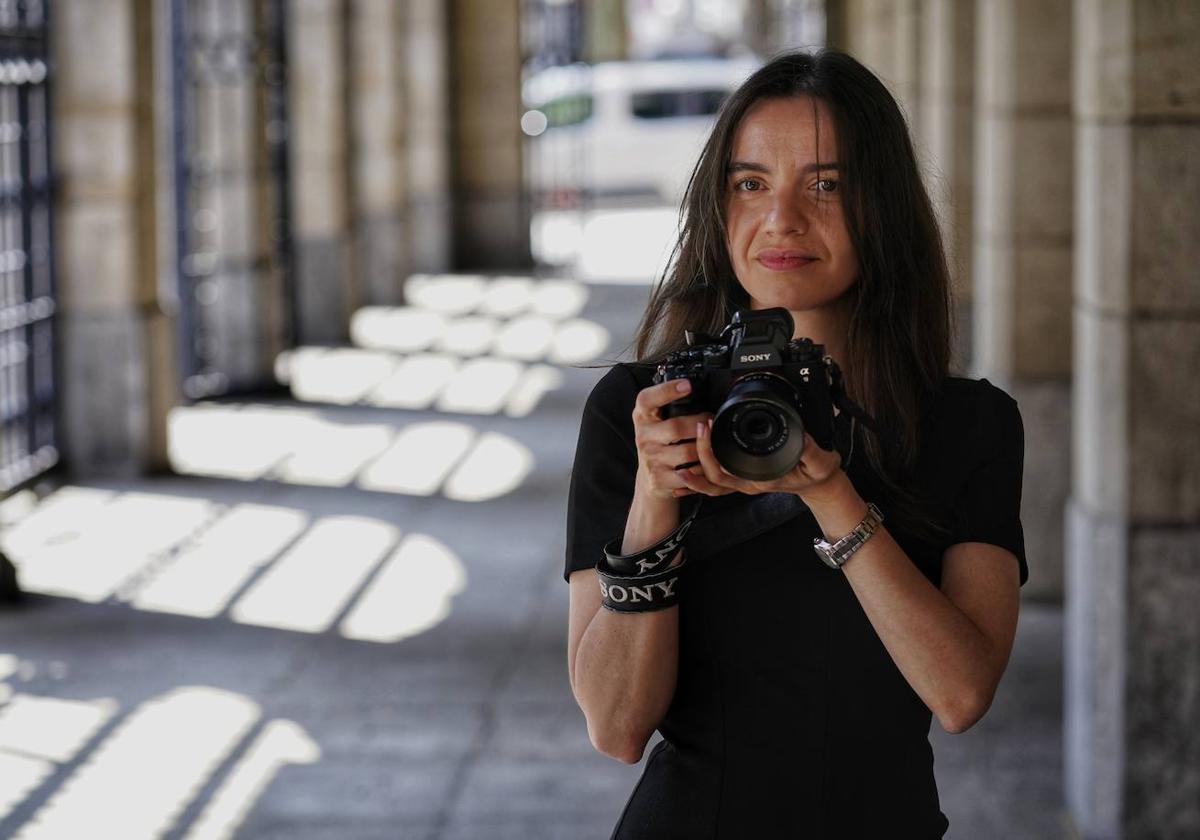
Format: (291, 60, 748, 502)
(632, 379, 712, 501)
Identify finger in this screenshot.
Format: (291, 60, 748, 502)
(637, 413, 713, 446)
(678, 467, 736, 496)
(637, 416, 696, 446)
(640, 441, 698, 472)
(694, 419, 748, 492)
(669, 443, 699, 470)
(796, 430, 843, 480)
(650, 462, 695, 491)
(633, 379, 695, 423)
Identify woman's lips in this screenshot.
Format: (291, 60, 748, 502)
(756, 251, 818, 271)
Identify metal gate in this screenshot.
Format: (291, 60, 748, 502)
(0, 0, 59, 495)
(171, 0, 294, 401)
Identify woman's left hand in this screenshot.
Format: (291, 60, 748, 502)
(680, 417, 845, 504)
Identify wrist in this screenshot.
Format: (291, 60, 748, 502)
(797, 471, 869, 542)
(625, 476, 682, 555)
(797, 469, 856, 510)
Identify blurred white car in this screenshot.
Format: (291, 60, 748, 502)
(522, 58, 760, 205)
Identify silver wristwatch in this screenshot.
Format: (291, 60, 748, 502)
(813, 503, 884, 569)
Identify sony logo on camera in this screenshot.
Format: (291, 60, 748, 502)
(737, 350, 775, 365)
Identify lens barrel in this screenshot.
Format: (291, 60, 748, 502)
(711, 374, 805, 480)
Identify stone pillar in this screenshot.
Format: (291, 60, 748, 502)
(824, 0, 849, 51)
(53, 0, 173, 476)
(972, 0, 1072, 601)
(1067, 2, 1200, 837)
(290, 0, 352, 343)
(835, 0, 921, 120)
(450, 0, 530, 270)
(404, 0, 453, 274)
(916, 0, 975, 372)
(349, 0, 407, 305)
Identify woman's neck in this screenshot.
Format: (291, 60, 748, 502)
(785, 302, 851, 369)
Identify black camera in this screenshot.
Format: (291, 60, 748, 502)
(653, 307, 846, 481)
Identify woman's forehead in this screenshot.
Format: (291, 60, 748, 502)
(730, 96, 839, 162)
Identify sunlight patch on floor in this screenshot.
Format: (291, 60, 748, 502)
(356, 421, 476, 496)
(169, 406, 536, 502)
(3, 492, 215, 603)
(183, 719, 319, 840)
(230, 516, 398, 634)
(339, 533, 467, 644)
(0, 686, 319, 840)
(133, 504, 310, 619)
(0, 694, 117, 763)
(13, 688, 260, 840)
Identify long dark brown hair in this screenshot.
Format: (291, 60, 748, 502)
(631, 49, 952, 509)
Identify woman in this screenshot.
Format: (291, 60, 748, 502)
(565, 49, 1025, 839)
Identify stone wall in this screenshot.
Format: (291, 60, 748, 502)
(1067, 1, 1200, 835)
(971, 0, 1073, 602)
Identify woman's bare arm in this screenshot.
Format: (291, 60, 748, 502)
(568, 486, 683, 763)
(684, 422, 1021, 734)
(566, 378, 705, 764)
(812, 473, 1020, 733)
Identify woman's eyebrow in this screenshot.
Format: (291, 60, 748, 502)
(727, 161, 770, 175)
(725, 161, 843, 175)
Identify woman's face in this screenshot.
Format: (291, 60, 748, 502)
(723, 96, 859, 321)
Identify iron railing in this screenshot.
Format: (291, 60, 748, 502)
(171, 0, 294, 400)
(0, 0, 58, 495)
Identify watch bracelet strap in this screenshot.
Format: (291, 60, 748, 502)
(603, 498, 701, 577)
(598, 551, 689, 613)
(814, 502, 884, 568)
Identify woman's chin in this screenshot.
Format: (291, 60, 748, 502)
(749, 294, 838, 313)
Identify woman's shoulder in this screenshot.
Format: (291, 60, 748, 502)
(584, 362, 658, 413)
(924, 376, 1023, 451)
(931, 376, 1019, 415)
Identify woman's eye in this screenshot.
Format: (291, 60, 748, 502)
(734, 178, 763, 192)
(816, 178, 840, 193)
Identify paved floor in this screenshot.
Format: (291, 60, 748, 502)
(0, 278, 1068, 839)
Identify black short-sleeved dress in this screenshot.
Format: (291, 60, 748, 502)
(565, 362, 1027, 840)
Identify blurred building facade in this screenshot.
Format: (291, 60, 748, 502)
(0, 1, 1195, 838)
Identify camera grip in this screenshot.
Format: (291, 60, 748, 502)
(660, 393, 700, 419)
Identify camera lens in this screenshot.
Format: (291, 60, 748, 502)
(711, 373, 805, 480)
(736, 406, 781, 450)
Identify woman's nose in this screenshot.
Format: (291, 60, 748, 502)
(764, 191, 810, 235)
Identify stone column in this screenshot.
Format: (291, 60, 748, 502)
(289, 0, 352, 343)
(835, 0, 921, 120)
(916, 0, 975, 372)
(53, 0, 172, 476)
(972, 0, 1072, 601)
(349, 0, 407, 305)
(449, 0, 530, 270)
(404, 0, 453, 274)
(1067, 2, 1200, 837)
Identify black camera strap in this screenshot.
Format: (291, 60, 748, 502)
(828, 364, 881, 437)
(601, 496, 703, 577)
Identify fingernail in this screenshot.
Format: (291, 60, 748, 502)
(675, 379, 691, 393)
(696, 421, 705, 438)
